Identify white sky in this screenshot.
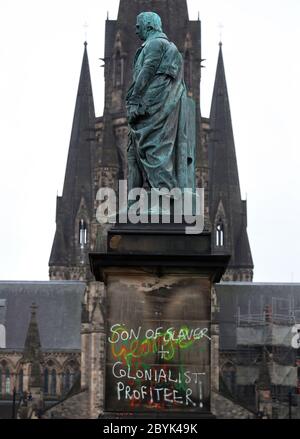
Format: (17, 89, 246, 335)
(0, 0, 299, 282)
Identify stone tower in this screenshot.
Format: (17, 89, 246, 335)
(49, 0, 253, 281)
(94, 0, 204, 200)
(209, 44, 253, 281)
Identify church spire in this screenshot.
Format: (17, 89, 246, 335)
(209, 44, 253, 281)
(49, 42, 95, 279)
(23, 303, 42, 363)
(209, 44, 241, 196)
(61, 41, 95, 204)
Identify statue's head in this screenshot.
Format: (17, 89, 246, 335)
(136, 12, 163, 41)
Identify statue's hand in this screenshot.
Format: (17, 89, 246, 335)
(128, 104, 140, 124)
(127, 99, 147, 124)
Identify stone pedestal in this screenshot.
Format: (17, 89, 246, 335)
(89, 225, 229, 418)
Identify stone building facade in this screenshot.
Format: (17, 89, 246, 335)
(0, 282, 84, 418)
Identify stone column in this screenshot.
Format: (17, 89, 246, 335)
(89, 310, 105, 418)
(80, 285, 92, 391)
(22, 364, 30, 393)
(81, 322, 91, 390)
(87, 282, 106, 418)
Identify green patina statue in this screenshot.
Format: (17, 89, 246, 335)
(126, 11, 196, 196)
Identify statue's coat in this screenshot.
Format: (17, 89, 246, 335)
(126, 31, 195, 192)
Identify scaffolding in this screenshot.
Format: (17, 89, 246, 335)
(236, 296, 300, 327)
(234, 295, 299, 400)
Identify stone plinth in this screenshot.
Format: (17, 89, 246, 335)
(89, 226, 229, 419)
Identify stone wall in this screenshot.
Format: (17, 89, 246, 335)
(44, 388, 256, 419)
(44, 388, 90, 419)
(211, 391, 255, 419)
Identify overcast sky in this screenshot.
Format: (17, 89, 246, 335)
(0, 0, 299, 282)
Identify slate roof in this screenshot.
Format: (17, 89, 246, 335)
(216, 283, 300, 350)
(0, 281, 85, 351)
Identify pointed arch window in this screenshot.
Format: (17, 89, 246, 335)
(184, 50, 192, 92)
(79, 219, 87, 247)
(5, 368, 10, 395)
(222, 363, 236, 395)
(70, 370, 75, 387)
(50, 369, 57, 396)
(19, 369, 23, 394)
(113, 50, 124, 88)
(64, 369, 71, 393)
(43, 368, 49, 394)
(216, 221, 224, 247)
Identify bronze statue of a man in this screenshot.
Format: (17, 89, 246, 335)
(126, 12, 195, 195)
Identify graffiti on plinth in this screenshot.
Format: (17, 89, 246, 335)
(106, 323, 211, 411)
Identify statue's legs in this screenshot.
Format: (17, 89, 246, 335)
(138, 102, 181, 192)
(127, 143, 143, 193)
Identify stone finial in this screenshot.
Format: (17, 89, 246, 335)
(22, 303, 42, 363)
